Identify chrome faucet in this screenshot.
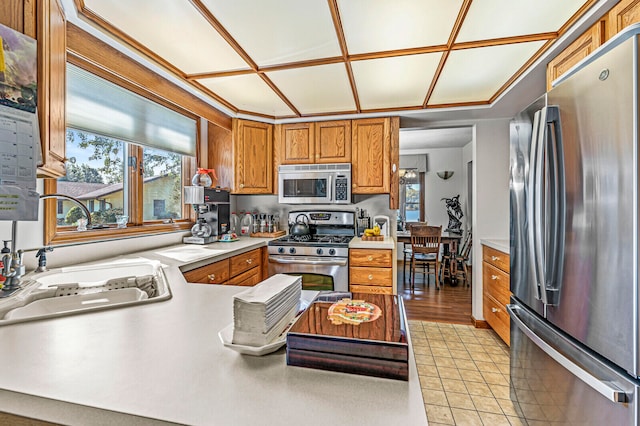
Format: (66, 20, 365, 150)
(1, 194, 91, 295)
(39, 193, 92, 228)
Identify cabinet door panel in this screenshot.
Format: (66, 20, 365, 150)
(350, 267, 393, 286)
(608, 0, 640, 39)
(349, 284, 393, 295)
(228, 266, 261, 286)
(352, 118, 390, 194)
(315, 120, 351, 163)
(233, 119, 273, 194)
(281, 123, 314, 164)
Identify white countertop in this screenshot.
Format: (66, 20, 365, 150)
(481, 239, 510, 254)
(349, 236, 396, 249)
(0, 238, 426, 425)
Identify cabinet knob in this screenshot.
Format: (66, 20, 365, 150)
(491, 275, 498, 280)
(368, 255, 373, 261)
(492, 307, 499, 313)
(239, 183, 244, 189)
(208, 274, 216, 281)
(246, 258, 252, 264)
(368, 274, 373, 280)
(491, 256, 500, 261)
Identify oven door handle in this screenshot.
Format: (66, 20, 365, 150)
(268, 256, 348, 266)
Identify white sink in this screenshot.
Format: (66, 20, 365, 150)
(0, 258, 171, 325)
(4, 288, 148, 320)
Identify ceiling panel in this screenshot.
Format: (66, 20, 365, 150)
(456, 0, 589, 42)
(266, 63, 356, 115)
(201, 0, 341, 67)
(351, 53, 442, 110)
(428, 41, 546, 105)
(197, 74, 295, 117)
(338, 0, 464, 54)
(83, 0, 249, 74)
(400, 127, 473, 150)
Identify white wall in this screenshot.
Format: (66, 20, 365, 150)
(471, 119, 510, 320)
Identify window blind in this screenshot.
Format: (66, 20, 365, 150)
(66, 63, 196, 156)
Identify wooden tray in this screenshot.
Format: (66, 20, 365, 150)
(362, 235, 384, 241)
(250, 230, 286, 238)
(286, 293, 408, 380)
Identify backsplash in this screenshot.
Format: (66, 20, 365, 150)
(234, 194, 398, 236)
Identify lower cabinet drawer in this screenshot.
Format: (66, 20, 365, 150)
(350, 249, 393, 267)
(183, 259, 230, 284)
(350, 266, 393, 286)
(228, 266, 261, 286)
(230, 248, 262, 277)
(483, 294, 510, 346)
(350, 285, 393, 295)
(483, 262, 510, 306)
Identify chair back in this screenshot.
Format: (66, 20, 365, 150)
(410, 225, 442, 256)
(458, 230, 472, 259)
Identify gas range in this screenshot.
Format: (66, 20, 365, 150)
(267, 210, 355, 258)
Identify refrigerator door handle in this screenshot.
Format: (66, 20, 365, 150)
(508, 304, 627, 403)
(528, 109, 546, 303)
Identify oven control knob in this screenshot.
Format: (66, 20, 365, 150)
(289, 247, 296, 254)
(278, 247, 285, 254)
(329, 249, 336, 256)
(316, 248, 323, 255)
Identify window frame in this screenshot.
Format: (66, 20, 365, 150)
(43, 57, 198, 245)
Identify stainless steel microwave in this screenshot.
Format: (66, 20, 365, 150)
(278, 163, 351, 204)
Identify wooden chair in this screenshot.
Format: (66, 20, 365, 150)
(439, 230, 472, 286)
(403, 222, 427, 284)
(410, 225, 442, 291)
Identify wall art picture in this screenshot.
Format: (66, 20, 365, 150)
(0, 23, 37, 113)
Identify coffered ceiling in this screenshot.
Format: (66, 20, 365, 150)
(74, 0, 596, 120)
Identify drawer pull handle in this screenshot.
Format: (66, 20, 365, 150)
(208, 274, 216, 281)
(491, 275, 498, 280)
(246, 259, 252, 264)
(491, 256, 500, 261)
(492, 307, 499, 313)
(368, 255, 373, 261)
(368, 274, 373, 280)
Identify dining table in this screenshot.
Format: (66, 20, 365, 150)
(396, 230, 463, 285)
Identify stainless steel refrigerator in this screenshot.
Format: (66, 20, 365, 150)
(509, 24, 640, 425)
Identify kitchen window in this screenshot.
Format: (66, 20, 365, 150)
(43, 63, 198, 245)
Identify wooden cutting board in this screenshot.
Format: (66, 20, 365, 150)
(250, 230, 286, 238)
(362, 235, 384, 241)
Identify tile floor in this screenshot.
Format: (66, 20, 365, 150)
(409, 320, 526, 426)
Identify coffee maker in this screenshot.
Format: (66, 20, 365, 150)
(183, 186, 230, 244)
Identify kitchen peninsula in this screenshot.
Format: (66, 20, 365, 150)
(0, 239, 426, 426)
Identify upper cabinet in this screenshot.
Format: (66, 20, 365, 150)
(607, 0, 640, 39)
(547, 0, 640, 90)
(37, 0, 67, 178)
(232, 119, 273, 194)
(546, 20, 605, 91)
(315, 120, 351, 164)
(278, 120, 352, 165)
(0, 0, 66, 177)
(351, 117, 390, 195)
(278, 122, 315, 164)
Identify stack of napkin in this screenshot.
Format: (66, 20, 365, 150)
(232, 274, 302, 347)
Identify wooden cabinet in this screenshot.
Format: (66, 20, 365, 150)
(351, 118, 390, 194)
(37, 0, 67, 178)
(183, 248, 263, 286)
(607, 0, 640, 39)
(482, 245, 510, 346)
(1, 0, 66, 177)
(278, 122, 315, 164)
(546, 20, 605, 90)
(232, 119, 273, 194)
(315, 120, 351, 163)
(349, 248, 393, 295)
(278, 120, 352, 165)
